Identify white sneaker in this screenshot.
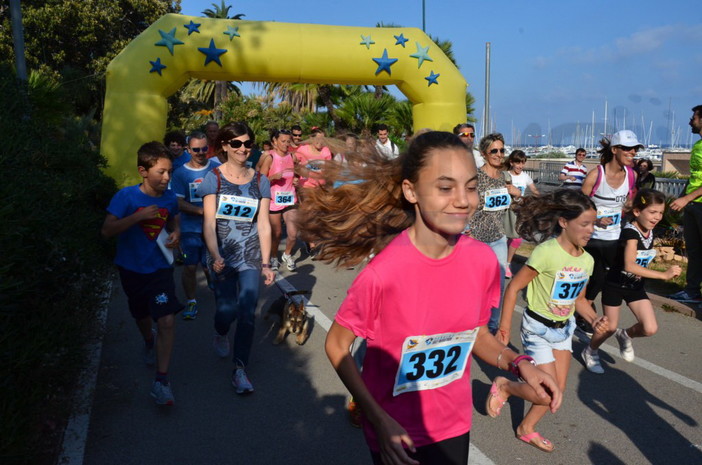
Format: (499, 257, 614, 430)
(581, 347, 604, 374)
(615, 328, 635, 362)
(270, 258, 280, 271)
(232, 368, 254, 395)
(213, 333, 230, 358)
(281, 253, 296, 271)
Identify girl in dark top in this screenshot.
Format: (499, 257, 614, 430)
(582, 189, 681, 374)
(636, 158, 656, 190)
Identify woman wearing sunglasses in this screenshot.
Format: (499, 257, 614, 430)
(259, 128, 300, 271)
(467, 133, 522, 334)
(198, 122, 275, 394)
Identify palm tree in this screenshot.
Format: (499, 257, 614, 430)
(336, 92, 396, 135)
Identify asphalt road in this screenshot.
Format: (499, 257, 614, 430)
(78, 251, 702, 465)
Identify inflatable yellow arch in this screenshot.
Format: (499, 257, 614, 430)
(102, 14, 467, 186)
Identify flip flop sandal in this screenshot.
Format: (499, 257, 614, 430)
(517, 432, 554, 453)
(485, 381, 507, 418)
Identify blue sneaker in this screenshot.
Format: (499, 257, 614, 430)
(182, 301, 198, 320)
(232, 368, 254, 395)
(667, 290, 702, 303)
(150, 381, 174, 405)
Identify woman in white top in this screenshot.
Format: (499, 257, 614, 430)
(579, 130, 641, 332)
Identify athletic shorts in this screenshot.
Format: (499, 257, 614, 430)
(118, 267, 182, 321)
(601, 282, 648, 307)
(520, 311, 575, 365)
(180, 232, 207, 266)
(370, 431, 470, 465)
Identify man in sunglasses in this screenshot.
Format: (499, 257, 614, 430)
(170, 131, 221, 319)
(290, 124, 303, 151)
(453, 123, 484, 168)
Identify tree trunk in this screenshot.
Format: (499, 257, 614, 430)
(374, 85, 384, 99)
(318, 85, 345, 132)
(214, 81, 227, 121)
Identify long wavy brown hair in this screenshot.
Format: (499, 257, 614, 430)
(514, 188, 596, 243)
(297, 131, 467, 268)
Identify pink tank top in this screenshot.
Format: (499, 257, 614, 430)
(268, 151, 297, 212)
(295, 145, 332, 188)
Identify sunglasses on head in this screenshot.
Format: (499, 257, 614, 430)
(225, 139, 253, 149)
(489, 148, 506, 154)
(459, 131, 475, 138)
(189, 146, 209, 153)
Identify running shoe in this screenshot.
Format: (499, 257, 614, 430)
(615, 328, 635, 362)
(666, 290, 702, 303)
(581, 347, 604, 374)
(270, 257, 280, 271)
(505, 266, 513, 279)
(182, 301, 198, 320)
(232, 368, 254, 395)
(575, 315, 594, 337)
(347, 397, 362, 428)
(213, 333, 230, 358)
(143, 329, 156, 366)
(281, 253, 296, 271)
(150, 381, 175, 406)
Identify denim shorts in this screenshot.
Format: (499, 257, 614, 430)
(520, 310, 575, 365)
(180, 232, 207, 266)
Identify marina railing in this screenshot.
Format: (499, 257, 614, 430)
(525, 166, 687, 198)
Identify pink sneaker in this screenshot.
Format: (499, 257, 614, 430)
(505, 266, 513, 278)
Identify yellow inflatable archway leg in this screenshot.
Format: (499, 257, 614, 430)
(102, 14, 467, 186)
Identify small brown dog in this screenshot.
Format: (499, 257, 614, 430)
(265, 290, 310, 345)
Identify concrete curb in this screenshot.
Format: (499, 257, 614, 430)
(649, 292, 701, 319)
(57, 278, 113, 465)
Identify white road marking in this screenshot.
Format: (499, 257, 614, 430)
(516, 305, 702, 394)
(59, 281, 113, 465)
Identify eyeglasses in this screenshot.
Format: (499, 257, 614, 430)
(489, 148, 506, 154)
(189, 146, 209, 153)
(459, 132, 475, 138)
(225, 139, 253, 149)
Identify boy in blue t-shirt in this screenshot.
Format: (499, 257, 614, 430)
(171, 131, 220, 319)
(101, 142, 182, 406)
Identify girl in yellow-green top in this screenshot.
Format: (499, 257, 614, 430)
(488, 189, 609, 453)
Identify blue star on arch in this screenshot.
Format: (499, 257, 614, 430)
(409, 42, 433, 68)
(184, 20, 201, 35)
(223, 25, 240, 40)
(394, 34, 409, 47)
(154, 28, 184, 55)
(149, 58, 166, 76)
(360, 35, 375, 49)
(198, 39, 227, 66)
(425, 71, 440, 86)
(372, 49, 398, 76)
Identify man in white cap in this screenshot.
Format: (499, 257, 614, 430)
(669, 105, 702, 303)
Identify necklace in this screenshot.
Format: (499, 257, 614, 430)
(224, 163, 249, 179)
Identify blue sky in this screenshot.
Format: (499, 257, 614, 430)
(180, 0, 701, 147)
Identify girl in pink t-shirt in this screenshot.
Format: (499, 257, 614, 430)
(259, 129, 299, 271)
(297, 131, 562, 465)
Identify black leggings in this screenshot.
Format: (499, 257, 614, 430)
(584, 239, 619, 301)
(370, 432, 470, 465)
